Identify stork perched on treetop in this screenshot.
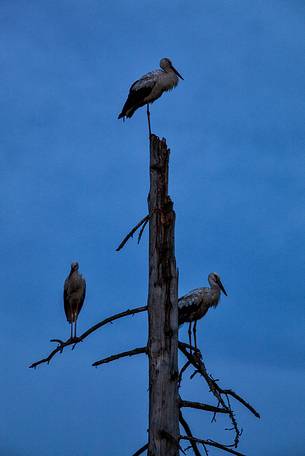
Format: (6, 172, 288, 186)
(178, 272, 227, 351)
(118, 57, 184, 136)
(64, 262, 86, 340)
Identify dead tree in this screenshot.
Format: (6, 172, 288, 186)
(147, 135, 179, 455)
(30, 135, 259, 456)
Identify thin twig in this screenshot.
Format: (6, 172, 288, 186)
(132, 443, 148, 456)
(178, 342, 259, 420)
(202, 443, 209, 456)
(178, 360, 191, 386)
(180, 399, 230, 415)
(29, 305, 147, 369)
(178, 343, 240, 445)
(80, 306, 147, 341)
(50, 338, 65, 345)
(92, 347, 147, 367)
(116, 215, 149, 251)
(29, 345, 65, 369)
(137, 216, 150, 244)
(190, 370, 201, 380)
(224, 393, 241, 448)
(178, 342, 254, 448)
(179, 411, 202, 456)
(180, 436, 246, 456)
(222, 390, 260, 419)
(211, 400, 221, 423)
(178, 342, 222, 402)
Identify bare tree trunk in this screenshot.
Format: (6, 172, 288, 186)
(147, 135, 179, 456)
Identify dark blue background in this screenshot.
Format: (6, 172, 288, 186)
(0, 1, 304, 454)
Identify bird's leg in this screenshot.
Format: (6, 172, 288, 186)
(74, 319, 77, 339)
(188, 322, 192, 354)
(70, 323, 73, 340)
(193, 320, 198, 352)
(147, 104, 152, 138)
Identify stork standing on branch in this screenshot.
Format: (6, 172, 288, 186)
(118, 57, 184, 136)
(178, 272, 227, 350)
(64, 262, 86, 340)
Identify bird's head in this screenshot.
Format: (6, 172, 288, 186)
(160, 58, 184, 80)
(208, 272, 227, 296)
(71, 262, 79, 272)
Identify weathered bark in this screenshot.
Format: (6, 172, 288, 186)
(147, 135, 179, 456)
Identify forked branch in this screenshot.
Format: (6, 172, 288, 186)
(179, 411, 202, 456)
(222, 389, 260, 419)
(29, 305, 147, 369)
(179, 360, 191, 386)
(116, 214, 149, 251)
(178, 342, 260, 449)
(178, 342, 260, 419)
(180, 436, 246, 456)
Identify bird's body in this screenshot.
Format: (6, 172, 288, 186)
(64, 262, 86, 339)
(178, 287, 221, 325)
(118, 58, 183, 121)
(178, 273, 227, 350)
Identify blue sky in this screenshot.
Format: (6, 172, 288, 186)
(0, 1, 304, 455)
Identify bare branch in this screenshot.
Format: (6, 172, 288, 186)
(29, 344, 66, 369)
(179, 412, 202, 456)
(29, 305, 147, 369)
(116, 215, 149, 251)
(29, 335, 83, 369)
(178, 341, 256, 448)
(180, 399, 230, 415)
(92, 347, 147, 367)
(50, 338, 64, 344)
(80, 306, 147, 340)
(180, 437, 246, 456)
(211, 400, 221, 423)
(132, 443, 148, 456)
(222, 390, 260, 419)
(178, 360, 191, 386)
(179, 343, 260, 421)
(178, 342, 222, 402)
(138, 216, 150, 244)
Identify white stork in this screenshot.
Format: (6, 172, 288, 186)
(118, 57, 183, 135)
(64, 262, 86, 339)
(178, 272, 227, 350)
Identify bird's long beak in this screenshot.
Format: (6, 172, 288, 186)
(171, 65, 184, 80)
(217, 278, 227, 296)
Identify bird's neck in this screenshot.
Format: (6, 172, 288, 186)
(159, 70, 179, 90)
(210, 284, 220, 293)
(210, 286, 221, 306)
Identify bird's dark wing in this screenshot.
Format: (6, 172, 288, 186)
(76, 276, 86, 317)
(178, 288, 203, 308)
(118, 78, 156, 119)
(63, 277, 73, 323)
(178, 288, 208, 325)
